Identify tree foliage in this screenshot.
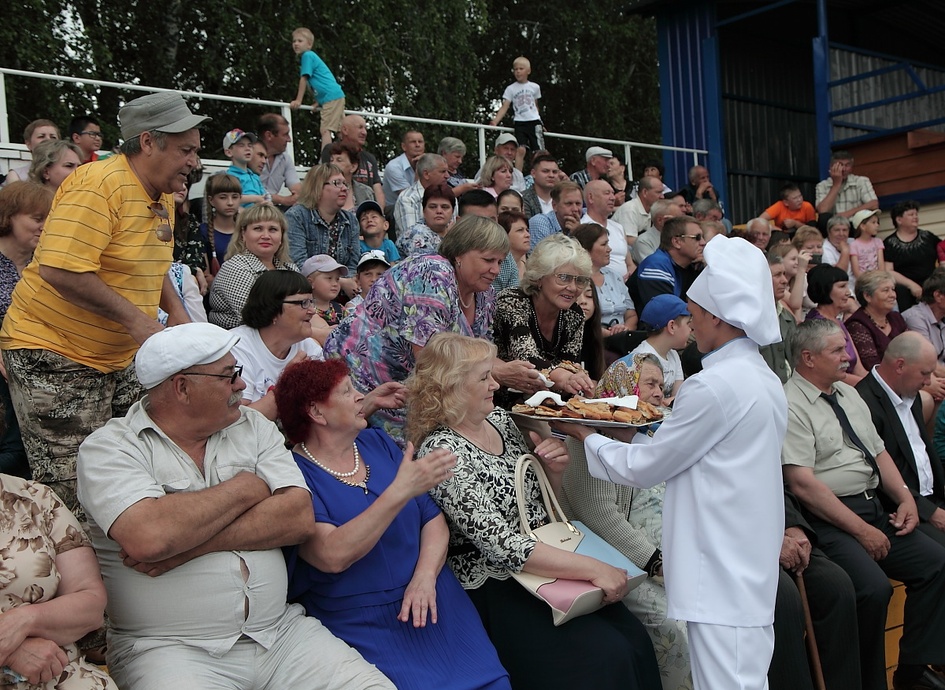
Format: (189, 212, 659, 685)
(2, 0, 658, 173)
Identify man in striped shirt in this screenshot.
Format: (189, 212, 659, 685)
(0, 91, 205, 518)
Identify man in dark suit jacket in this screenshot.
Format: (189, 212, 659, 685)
(856, 331, 945, 547)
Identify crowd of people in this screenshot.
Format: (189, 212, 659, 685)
(1, 32, 945, 690)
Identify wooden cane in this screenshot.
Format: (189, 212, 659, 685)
(795, 571, 828, 690)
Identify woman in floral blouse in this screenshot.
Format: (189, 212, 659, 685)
(407, 333, 661, 690)
(0, 474, 116, 688)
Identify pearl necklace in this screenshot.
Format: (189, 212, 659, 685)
(299, 442, 371, 494)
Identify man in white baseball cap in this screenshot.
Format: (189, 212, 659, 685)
(558, 234, 787, 690)
(0, 91, 210, 518)
(569, 145, 613, 190)
(77, 323, 394, 689)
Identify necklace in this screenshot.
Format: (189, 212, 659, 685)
(459, 292, 474, 309)
(866, 310, 889, 329)
(299, 442, 371, 494)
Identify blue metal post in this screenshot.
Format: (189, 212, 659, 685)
(702, 32, 728, 214)
(812, 0, 832, 176)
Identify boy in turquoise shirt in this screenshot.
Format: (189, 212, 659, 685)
(223, 129, 267, 207)
(290, 27, 345, 151)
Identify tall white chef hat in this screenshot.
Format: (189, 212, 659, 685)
(686, 234, 781, 346)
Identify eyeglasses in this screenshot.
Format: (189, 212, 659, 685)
(283, 298, 316, 309)
(149, 202, 173, 243)
(324, 179, 349, 189)
(79, 130, 103, 138)
(179, 365, 244, 384)
(679, 233, 704, 242)
(552, 273, 592, 288)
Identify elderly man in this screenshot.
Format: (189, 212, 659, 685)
(569, 146, 612, 190)
(77, 323, 393, 690)
(903, 268, 945, 375)
(382, 129, 424, 208)
(783, 319, 945, 690)
(257, 113, 301, 208)
(438, 136, 478, 198)
(679, 165, 718, 205)
(521, 152, 559, 218)
(321, 114, 385, 208)
(560, 235, 787, 690)
(613, 175, 662, 248)
(815, 149, 878, 220)
(474, 133, 526, 191)
(631, 197, 684, 265)
(628, 215, 705, 314)
(528, 180, 583, 249)
(759, 252, 796, 384)
(0, 92, 199, 516)
(393, 153, 450, 233)
(855, 332, 945, 548)
(582, 179, 632, 276)
(691, 199, 723, 223)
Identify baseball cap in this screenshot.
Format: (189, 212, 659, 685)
(135, 323, 239, 390)
(640, 294, 690, 330)
(356, 200, 384, 221)
(119, 92, 210, 140)
(301, 254, 349, 278)
(585, 146, 613, 161)
(357, 250, 391, 271)
(496, 133, 518, 146)
(222, 129, 257, 151)
(850, 209, 881, 229)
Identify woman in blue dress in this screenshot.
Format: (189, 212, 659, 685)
(274, 358, 511, 690)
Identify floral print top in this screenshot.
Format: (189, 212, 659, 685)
(324, 254, 496, 446)
(395, 223, 442, 259)
(418, 409, 548, 590)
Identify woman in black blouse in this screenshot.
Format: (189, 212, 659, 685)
(884, 200, 939, 311)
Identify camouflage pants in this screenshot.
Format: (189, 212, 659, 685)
(2, 348, 141, 521)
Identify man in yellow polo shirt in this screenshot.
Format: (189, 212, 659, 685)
(0, 91, 207, 517)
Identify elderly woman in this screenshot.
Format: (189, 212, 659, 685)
(821, 215, 852, 278)
(0, 182, 52, 477)
(325, 141, 375, 210)
(885, 200, 939, 311)
(564, 353, 691, 690)
(480, 156, 514, 199)
(845, 269, 907, 370)
(274, 358, 511, 690)
(439, 136, 478, 197)
(0, 474, 117, 688)
(325, 215, 539, 446)
(493, 234, 596, 402)
(396, 184, 455, 259)
(229, 270, 324, 418)
(493, 210, 530, 292)
(406, 333, 661, 690)
(572, 223, 638, 336)
(285, 164, 360, 296)
(27, 140, 83, 191)
(805, 264, 868, 384)
(208, 204, 298, 329)
(4, 119, 60, 186)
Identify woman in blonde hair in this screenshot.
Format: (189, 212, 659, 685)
(285, 163, 360, 296)
(493, 233, 596, 405)
(208, 203, 298, 329)
(407, 332, 661, 690)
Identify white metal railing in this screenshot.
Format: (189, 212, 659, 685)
(0, 67, 707, 177)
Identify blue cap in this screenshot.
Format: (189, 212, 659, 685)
(640, 294, 690, 330)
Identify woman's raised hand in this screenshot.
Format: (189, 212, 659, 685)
(391, 443, 457, 499)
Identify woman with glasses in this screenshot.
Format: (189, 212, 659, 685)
(208, 204, 298, 329)
(228, 270, 324, 420)
(493, 234, 596, 406)
(285, 164, 360, 297)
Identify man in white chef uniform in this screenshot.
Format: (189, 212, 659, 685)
(558, 234, 786, 690)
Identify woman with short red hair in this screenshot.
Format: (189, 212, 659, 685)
(274, 359, 511, 690)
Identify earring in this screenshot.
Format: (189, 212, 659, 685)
(457, 261, 463, 269)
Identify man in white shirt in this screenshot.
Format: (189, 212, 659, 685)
(382, 130, 425, 209)
(77, 323, 393, 690)
(855, 332, 945, 547)
(559, 235, 786, 690)
(582, 179, 631, 277)
(521, 152, 559, 218)
(613, 175, 662, 248)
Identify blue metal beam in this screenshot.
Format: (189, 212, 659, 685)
(702, 32, 728, 211)
(829, 84, 945, 117)
(813, 0, 832, 171)
(715, 0, 798, 27)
